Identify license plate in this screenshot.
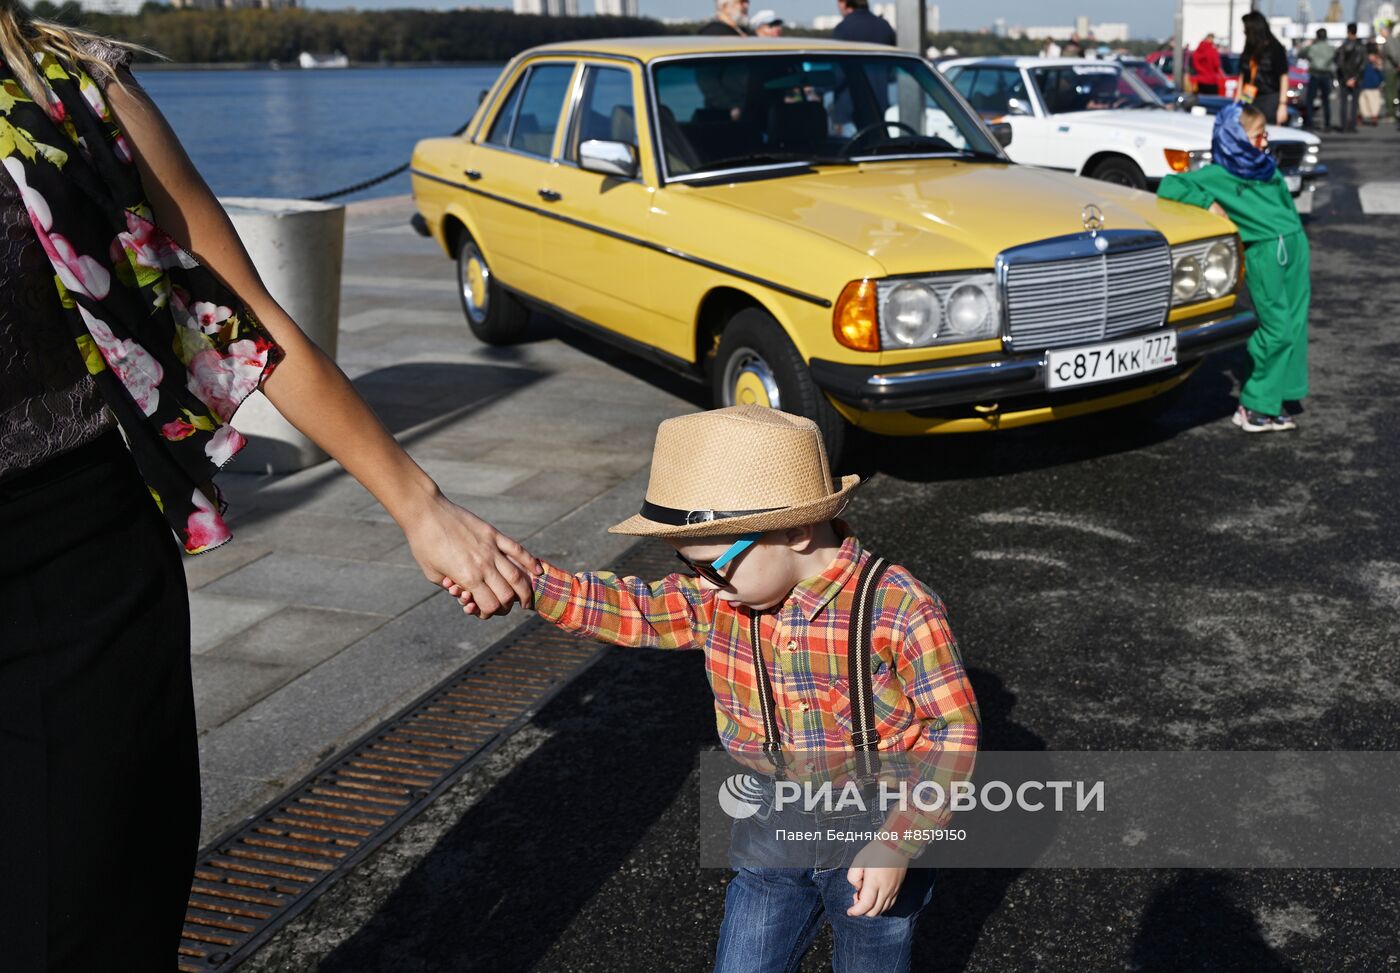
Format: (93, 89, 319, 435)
(1045, 333, 1177, 390)
(1285, 173, 1302, 193)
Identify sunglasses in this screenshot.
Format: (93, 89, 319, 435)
(675, 532, 762, 588)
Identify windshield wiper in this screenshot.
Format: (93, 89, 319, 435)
(954, 148, 1007, 162)
(697, 152, 855, 171)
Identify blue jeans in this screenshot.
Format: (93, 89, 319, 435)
(712, 866, 935, 973)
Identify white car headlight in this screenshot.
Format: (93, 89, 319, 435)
(1202, 240, 1237, 298)
(877, 273, 1000, 348)
(885, 282, 941, 347)
(1171, 256, 1201, 303)
(946, 284, 994, 337)
(1169, 236, 1240, 306)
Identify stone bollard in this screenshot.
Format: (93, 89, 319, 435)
(219, 197, 346, 473)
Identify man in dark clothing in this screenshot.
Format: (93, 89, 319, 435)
(699, 0, 751, 36)
(1335, 23, 1367, 131)
(832, 0, 895, 45)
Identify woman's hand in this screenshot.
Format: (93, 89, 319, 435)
(404, 493, 539, 618)
(1276, 104, 1289, 125)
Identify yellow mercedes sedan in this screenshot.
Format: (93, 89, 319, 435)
(410, 37, 1256, 459)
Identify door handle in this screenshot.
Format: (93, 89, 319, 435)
(464, 169, 482, 181)
(537, 188, 562, 202)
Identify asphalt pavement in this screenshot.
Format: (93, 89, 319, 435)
(238, 123, 1400, 972)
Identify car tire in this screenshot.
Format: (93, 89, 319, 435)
(711, 308, 849, 467)
(1087, 156, 1148, 190)
(456, 233, 530, 345)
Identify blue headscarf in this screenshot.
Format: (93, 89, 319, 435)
(1211, 103, 1277, 181)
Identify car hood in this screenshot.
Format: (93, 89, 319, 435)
(686, 161, 1228, 276)
(1054, 107, 1318, 146)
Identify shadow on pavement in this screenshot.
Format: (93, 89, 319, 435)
(224, 360, 548, 528)
(1130, 872, 1300, 972)
(319, 641, 718, 973)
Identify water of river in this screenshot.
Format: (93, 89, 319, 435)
(135, 65, 505, 204)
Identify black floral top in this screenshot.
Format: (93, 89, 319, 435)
(0, 39, 129, 481)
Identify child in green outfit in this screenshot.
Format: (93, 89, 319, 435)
(1158, 103, 1309, 433)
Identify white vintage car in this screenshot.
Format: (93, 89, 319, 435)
(938, 57, 1324, 210)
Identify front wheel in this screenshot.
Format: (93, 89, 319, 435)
(456, 233, 530, 345)
(711, 308, 849, 467)
(1087, 156, 1148, 190)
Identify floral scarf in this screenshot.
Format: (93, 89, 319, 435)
(0, 50, 283, 554)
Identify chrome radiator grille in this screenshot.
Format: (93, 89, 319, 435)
(1003, 239, 1171, 352)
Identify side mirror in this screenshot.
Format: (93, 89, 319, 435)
(579, 139, 638, 179)
(1006, 97, 1032, 116)
(989, 122, 1014, 148)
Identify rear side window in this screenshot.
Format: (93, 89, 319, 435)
(510, 63, 575, 158)
(484, 73, 525, 146)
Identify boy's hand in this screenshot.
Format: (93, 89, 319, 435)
(445, 564, 544, 617)
(845, 841, 909, 917)
(1209, 201, 1227, 218)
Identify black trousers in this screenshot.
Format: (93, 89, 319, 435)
(0, 430, 198, 971)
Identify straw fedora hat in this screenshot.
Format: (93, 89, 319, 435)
(610, 405, 860, 538)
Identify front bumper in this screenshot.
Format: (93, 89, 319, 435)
(808, 309, 1257, 413)
(1284, 164, 1327, 213)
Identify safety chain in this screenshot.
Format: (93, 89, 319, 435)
(304, 119, 471, 202)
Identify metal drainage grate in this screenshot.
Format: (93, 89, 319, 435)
(178, 539, 675, 971)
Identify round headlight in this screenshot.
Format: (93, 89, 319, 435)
(1172, 255, 1201, 303)
(1202, 240, 1236, 298)
(945, 284, 992, 337)
(885, 282, 941, 346)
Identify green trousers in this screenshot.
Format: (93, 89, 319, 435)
(1240, 230, 1310, 416)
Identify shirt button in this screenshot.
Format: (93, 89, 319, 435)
(787, 640, 797, 650)
(799, 701, 809, 711)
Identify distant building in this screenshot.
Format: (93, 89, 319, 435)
(80, 0, 146, 13)
(169, 0, 299, 8)
(595, 0, 638, 13)
(1025, 22, 1129, 43)
(928, 3, 939, 34)
(514, 0, 579, 13)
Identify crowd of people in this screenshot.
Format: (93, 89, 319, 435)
(699, 0, 895, 45)
(1171, 16, 1400, 133)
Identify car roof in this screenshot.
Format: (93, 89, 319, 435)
(943, 56, 1128, 69)
(522, 35, 906, 63)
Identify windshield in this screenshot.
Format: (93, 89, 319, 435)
(1030, 63, 1163, 113)
(651, 53, 1001, 180)
(1127, 61, 1175, 96)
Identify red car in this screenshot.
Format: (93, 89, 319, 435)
(1150, 49, 1307, 105)
(1149, 49, 1241, 98)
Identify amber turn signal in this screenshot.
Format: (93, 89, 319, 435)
(834, 279, 879, 352)
(1163, 149, 1190, 173)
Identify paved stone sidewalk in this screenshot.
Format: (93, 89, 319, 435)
(189, 195, 698, 845)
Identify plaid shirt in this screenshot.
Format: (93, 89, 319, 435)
(532, 532, 980, 857)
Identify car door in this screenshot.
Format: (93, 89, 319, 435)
(465, 59, 576, 299)
(533, 60, 656, 343)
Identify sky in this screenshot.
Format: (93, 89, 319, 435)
(301, 0, 1176, 39)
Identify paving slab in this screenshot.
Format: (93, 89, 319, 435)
(202, 551, 435, 616)
(188, 592, 284, 656)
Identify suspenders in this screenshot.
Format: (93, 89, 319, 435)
(747, 555, 892, 780)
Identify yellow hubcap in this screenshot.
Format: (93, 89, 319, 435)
(733, 371, 773, 408)
(467, 260, 487, 308)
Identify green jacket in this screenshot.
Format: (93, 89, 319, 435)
(1157, 164, 1302, 244)
(1304, 40, 1335, 73)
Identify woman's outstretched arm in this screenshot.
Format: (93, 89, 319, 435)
(103, 68, 537, 617)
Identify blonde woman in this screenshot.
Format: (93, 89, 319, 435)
(0, 4, 536, 965)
